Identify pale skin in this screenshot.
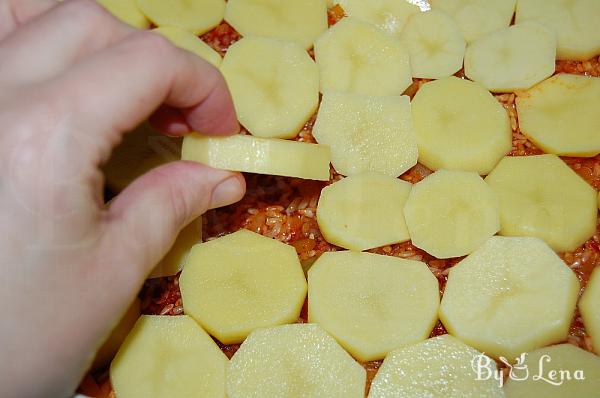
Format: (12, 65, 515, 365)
(0, 1, 246, 397)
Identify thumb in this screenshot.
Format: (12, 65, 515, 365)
(105, 160, 245, 278)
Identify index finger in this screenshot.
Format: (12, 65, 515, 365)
(46, 29, 238, 160)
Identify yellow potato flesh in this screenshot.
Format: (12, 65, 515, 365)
(580, 268, 600, 355)
(411, 76, 512, 174)
(148, 217, 202, 278)
(504, 344, 600, 398)
(485, 154, 597, 252)
(153, 27, 222, 68)
(369, 335, 503, 398)
(138, 0, 225, 35)
(316, 173, 412, 251)
(110, 315, 228, 398)
(227, 324, 366, 398)
(96, 0, 149, 28)
(516, 74, 600, 157)
(403, 169, 500, 259)
(179, 229, 307, 344)
(308, 251, 439, 362)
(312, 92, 417, 177)
(182, 133, 331, 181)
(440, 236, 580, 360)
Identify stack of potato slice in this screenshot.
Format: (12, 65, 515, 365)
(94, 0, 600, 397)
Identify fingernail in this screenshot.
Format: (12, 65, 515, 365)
(209, 177, 244, 209)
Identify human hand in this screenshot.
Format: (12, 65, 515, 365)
(0, 1, 245, 397)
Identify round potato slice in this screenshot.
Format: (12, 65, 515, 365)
(227, 323, 366, 398)
(411, 77, 512, 174)
(221, 36, 319, 139)
(403, 170, 500, 259)
(580, 268, 600, 355)
(111, 315, 228, 398)
(343, 0, 420, 37)
(308, 251, 439, 362)
(316, 173, 412, 251)
(313, 91, 417, 177)
(504, 344, 600, 397)
(138, 0, 225, 35)
(153, 27, 222, 67)
(485, 154, 597, 252)
(440, 236, 580, 360)
(179, 229, 307, 344)
(225, 0, 328, 50)
(369, 335, 504, 398)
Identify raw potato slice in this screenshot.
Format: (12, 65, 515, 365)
(227, 323, 365, 398)
(179, 230, 307, 344)
(312, 92, 417, 177)
(440, 236, 580, 360)
(111, 315, 228, 398)
(92, 299, 140, 370)
(400, 10, 466, 79)
(411, 77, 511, 174)
(504, 344, 600, 398)
(430, 0, 516, 43)
(103, 122, 181, 192)
(148, 217, 202, 278)
(343, 0, 420, 37)
(516, 0, 600, 60)
(225, 0, 327, 50)
(369, 335, 503, 398)
(464, 22, 556, 92)
(308, 251, 439, 362)
(314, 17, 412, 96)
(96, 0, 149, 28)
(485, 155, 597, 252)
(580, 268, 600, 355)
(316, 173, 412, 251)
(182, 133, 331, 181)
(403, 170, 500, 259)
(516, 74, 600, 157)
(138, 0, 225, 35)
(221, 37, 319, 139)
(153, 27, 221, 67)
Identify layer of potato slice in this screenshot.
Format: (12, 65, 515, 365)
(465, 22, 556, 92)
(314, 17, 412, 96)
(96, 0, 149, 28)
(179, 230, 307, 344)
(92, 298, 140, 370)
(227, 323, 366, 398)
(148, 217, 202, 278)
(504, 344, 600, 397)
(400, 10, 465, 79)
(225, 0, 328, 50)
(430, 0, 516, 43)
(369, 335, 503, 398)
(440, 236, 580, 360)
(181, 133, 331, 181)
(111, 315, 228, 398)
(153, 27, 222, 68)
(403, 170, 500, 259)
(220, 37, 319, 139)
(516, 74, 600, 157)
(342, 0, 420, 37)
(411, 77, 511, 174)
(516, 0, 600, 60)
(308, 251, 439, 362)
(313, 92, 417, 177)
(103, 122, 180, 192)
(485, 154, 597, 252)
(138, 0, 225, 35)
(580, 268, 600, 355)
(316, 173, 411, 251)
